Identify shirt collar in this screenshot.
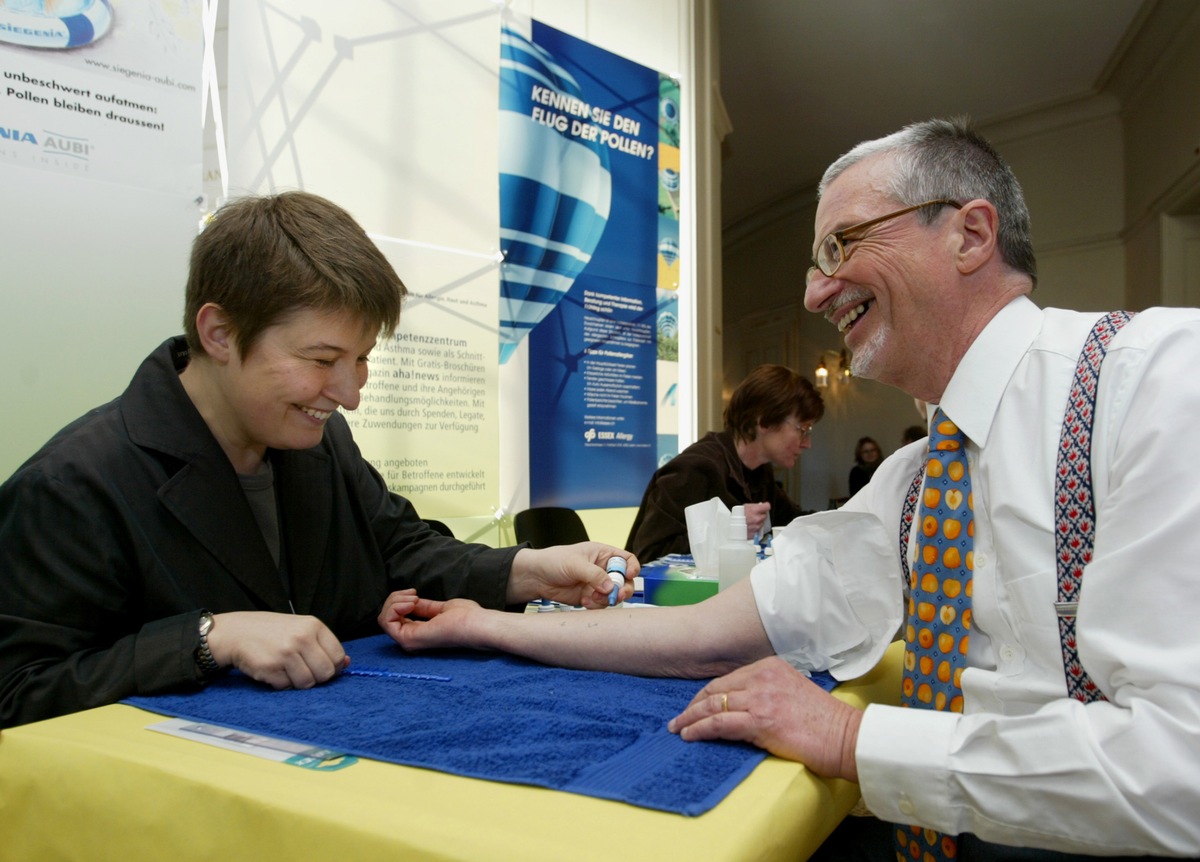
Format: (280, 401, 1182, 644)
(936, 295, 1043, 448)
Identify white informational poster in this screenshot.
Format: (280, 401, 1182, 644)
(345, 240, 501, 518)
(224, 1, 502, 520)
(0, 0, 204, 481)
(0, 0, 203, 194)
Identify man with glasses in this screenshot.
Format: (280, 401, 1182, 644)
(624, 363, 823, 563)
(378, 118, 1200, 859)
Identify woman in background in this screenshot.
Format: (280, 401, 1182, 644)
(625, 364, 824, 563)
(848, 436, 882, 496)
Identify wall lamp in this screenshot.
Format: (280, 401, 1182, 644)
(814, 349, 852, 388)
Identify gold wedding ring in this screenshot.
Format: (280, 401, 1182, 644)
(720, 692, 728, 713)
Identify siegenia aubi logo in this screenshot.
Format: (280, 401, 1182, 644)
(0, 0, 113, 50)
(0, 125, 92, 162)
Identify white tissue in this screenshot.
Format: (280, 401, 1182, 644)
(683, 497, 731, 578)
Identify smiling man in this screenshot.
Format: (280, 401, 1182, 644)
(0, 191, 635, 729)
(376, 119, 1200, 859)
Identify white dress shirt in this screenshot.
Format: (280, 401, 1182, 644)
(752, 296, 1200, 855)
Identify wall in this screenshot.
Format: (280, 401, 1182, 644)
(1121, 4, 1200, 311)
(989, 100, 1126, 313)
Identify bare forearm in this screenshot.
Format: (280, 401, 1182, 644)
(472, 582, 775, 678)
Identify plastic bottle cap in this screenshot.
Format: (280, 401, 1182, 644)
(727, 505, 748, 541)
(606, 557, 626, 607)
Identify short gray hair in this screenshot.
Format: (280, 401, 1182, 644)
(819, 117, 1037, 287)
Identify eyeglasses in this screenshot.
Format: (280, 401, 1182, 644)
(785, 418, 814, 440)
(807, 199, 962, 282)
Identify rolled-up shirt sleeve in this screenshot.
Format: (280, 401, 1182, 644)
(751, 510, 903, 680)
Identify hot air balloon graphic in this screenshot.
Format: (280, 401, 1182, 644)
(657, 309, 678, 340)
(657, 236, 679, 267)
(498, 18, 612, 363)
(656, 288, 679, 361)
(658, 77, 680, 149)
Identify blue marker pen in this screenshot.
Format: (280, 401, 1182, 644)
(606, 556, 627, 606)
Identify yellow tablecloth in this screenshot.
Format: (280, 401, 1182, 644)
(0, 643, 901, 862)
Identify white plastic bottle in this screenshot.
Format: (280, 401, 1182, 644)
(718, 505, 758, 592)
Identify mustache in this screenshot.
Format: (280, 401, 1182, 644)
(823, 289, 874, 325)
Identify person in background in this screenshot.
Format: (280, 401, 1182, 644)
(847, 436, 882, 495)
(378, 117, 1200, 859)
(0, 191, 634, 730)
(624, 364, 824, 563)
(900, 424, 926, 446)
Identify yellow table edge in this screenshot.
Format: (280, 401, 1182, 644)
(0, 642, 902, 862)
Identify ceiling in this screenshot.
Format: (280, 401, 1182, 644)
(717, 0, 1148, 236)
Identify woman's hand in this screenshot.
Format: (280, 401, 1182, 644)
(208, 611, 349, 690)
(743, 502, 772, 539)
(507, 543, 639, 607)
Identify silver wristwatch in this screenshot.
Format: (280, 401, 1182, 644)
(195, 610, 221, 681)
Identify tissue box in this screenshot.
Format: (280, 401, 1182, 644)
(640, 556, 718, 606)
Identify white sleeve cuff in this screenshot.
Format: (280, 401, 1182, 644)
(857, 703, 960, 827)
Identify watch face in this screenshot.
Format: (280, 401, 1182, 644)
(199, 612, 214, 636)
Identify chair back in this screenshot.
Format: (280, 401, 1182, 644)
(513, 507, 589, 548)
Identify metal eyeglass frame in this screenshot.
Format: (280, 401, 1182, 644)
(807, 199, 962, 282)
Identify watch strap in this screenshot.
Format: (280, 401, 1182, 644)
(194, 610, 221, 681)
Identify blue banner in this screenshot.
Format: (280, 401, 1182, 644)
(499, 15, 666, 508)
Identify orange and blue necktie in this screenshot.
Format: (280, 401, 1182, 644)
(895, 408, 973, 862)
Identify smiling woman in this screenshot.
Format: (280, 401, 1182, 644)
(177, 192, 406, 475)
(182, 306, 378, 474)
(0, 189, 638, 731)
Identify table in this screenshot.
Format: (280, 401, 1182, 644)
(0, 643, 902, 862)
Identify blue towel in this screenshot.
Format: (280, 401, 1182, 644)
(126, 635, 836, 816)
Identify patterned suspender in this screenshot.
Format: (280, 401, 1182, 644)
(898, 311, 1135, 701)
(1053, 310, 1134, 701)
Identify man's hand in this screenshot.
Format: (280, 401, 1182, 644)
(508, 543, 639, 608)
(206, 611, 348, 690)
(377, 589, 485, 651)
(667, 655, 862, 781)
